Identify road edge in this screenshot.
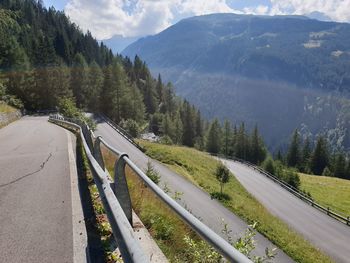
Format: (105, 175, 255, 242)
(66, 130, 88, 263)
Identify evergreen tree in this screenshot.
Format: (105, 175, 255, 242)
(100, 65, 114, 117)
(206, 118, 222, 154)
(249, 125, 266, 164)
(333, 153, 346, 179)
(310, 136, 329, 175)
(143, 76, 157, 114)
(276, 150, 284, 163)
(181, 101, 195, 147)
(111, 61, 129, 122)
(49, 60, 72, 107)
(88, 61, 103, 111)
(70, 53, 89, 108)
(127, 83, 145, 123)
(222, 120, 232, 157)
(156, 74, 163, 101)
(287, 129, 301, 168)
(161, 113, 175, 139)
(301, 137, 312, 172)
(173, 111, 183, 145)
(235, 123, 248, 160)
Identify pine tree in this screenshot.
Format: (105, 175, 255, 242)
(161, 113, 175, 139)
(222, 120, 232, 157)
(127, 83, 145, 123)
(206, 118, 222, 154)
(156, 74, 163, 102)
(235, 123, 248, 160)
(70, 53, 89, 108)
(276, 150, 284, 163)
(310, 136, 329, 175)
(88, 61, 103, 111)
(111, 61, 129, 122)
(100, 65, 114, 117)
(50, 59, 72, 107)
(181, 101, 195, 147)
(287, 129, 301, 168)
(301, 137, 312, 172)
(249, 125, 266, 165)
(173, 111, 183, 144)
(143, 76, 157, 114)
(333, 153, 346, 179)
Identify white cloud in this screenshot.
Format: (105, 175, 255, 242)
(65, 0, 241, 40)
(243, 5, 270, 15)
(64, 0, 350, 41)
(269, 0, 350, 22)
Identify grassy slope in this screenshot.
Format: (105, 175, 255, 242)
(138, 140, 333, 263)
(100, 146, 204, 262)
(299, 173, 350, 216)
(0, 102, 16, 113)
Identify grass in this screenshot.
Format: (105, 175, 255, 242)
(299, 173, 350, 217)
(0, 102, 16, 113)
(138, 140, 334, 263)
(101, 146, 200, 262)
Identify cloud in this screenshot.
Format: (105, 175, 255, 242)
(244, 0, 350, 22)
(65, 0, 241, 40)
(64, 0, 350, 41)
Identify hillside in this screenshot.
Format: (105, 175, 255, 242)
(0, 0, 207, 150)
(299, 173, 350, 216)
(123, 13, 350, 151)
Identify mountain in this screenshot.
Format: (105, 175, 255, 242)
(0, 0, 208, 150)
(123, 13, 350, 151)
(103, 35, 139, 54)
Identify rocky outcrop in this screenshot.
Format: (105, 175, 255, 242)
(0, 110, 21, 128)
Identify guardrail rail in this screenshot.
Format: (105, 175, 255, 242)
(49, 115, 252, 263)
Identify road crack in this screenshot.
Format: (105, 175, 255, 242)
(0, 153, 52, 188)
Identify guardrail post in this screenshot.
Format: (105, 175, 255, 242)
(327, 207, 330, 215)
(93, 136, 105, 171)
(114, 153, 133, 225)
(347, 217, 350, 226)
(82, 123, 94, 152)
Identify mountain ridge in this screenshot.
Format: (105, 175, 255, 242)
(122, 13, 350, 151)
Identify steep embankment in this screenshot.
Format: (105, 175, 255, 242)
(0, 103, 21, 128)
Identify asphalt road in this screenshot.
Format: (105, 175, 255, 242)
(0, 116, 86, 263)
(94, 119, 293, 263)
(224, 160, 350, 263)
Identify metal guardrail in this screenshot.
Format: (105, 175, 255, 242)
(49, 115, 149, 263)
(98, 113, 144, 151)
(219, 155, 350, 226)
(49, 115, 252, 263)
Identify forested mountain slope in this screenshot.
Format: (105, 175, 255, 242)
(123, 13, 350, 151)
(0, 0, 207, 148)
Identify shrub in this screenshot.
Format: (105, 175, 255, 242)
(262, 157, 275, 175)
(120, 119, 140, 137)
(210, 191, 231, 201)
(144, 160, 160, 185)
(160, 135, 173, 145)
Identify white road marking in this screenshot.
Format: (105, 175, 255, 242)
(66, 130, 87, 263)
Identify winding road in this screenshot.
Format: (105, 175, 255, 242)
(223, 160, 350, 263)
(0, 116, 86, 263)
(94, 117, 293, 263)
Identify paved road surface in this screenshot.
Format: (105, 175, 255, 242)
(0, 116, 86, 263)
(224, 160, 350, 263)
(95, 119, 293, 263)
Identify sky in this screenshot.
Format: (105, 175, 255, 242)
(43, 0, 350, 41)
